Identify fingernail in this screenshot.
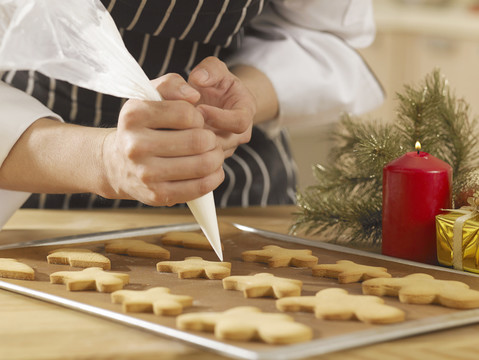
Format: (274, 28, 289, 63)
(195, 69, 209, 84)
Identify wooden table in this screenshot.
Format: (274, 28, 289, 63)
(1, 206, 478, 360)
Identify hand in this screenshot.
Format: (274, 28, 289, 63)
(101, 74, 225, 206)
(188, 57, 256, 158)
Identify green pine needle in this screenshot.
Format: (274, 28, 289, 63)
(292, 69, 479, 245)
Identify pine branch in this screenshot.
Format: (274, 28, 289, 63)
(291, 115, 404, 244)
(395, 69, 479, 177)
(331, 115, 406, 180)
(292, 69, 479, 245)
(291, 184, 382, 246)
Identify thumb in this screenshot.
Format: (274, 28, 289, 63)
(151, 73, 200, 104)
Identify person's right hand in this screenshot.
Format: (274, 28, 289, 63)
(100, 74, 225, 206)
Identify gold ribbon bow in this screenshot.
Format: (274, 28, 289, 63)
(444, 196, 479, 270)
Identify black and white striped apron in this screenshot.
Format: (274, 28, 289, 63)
(3, 0, 297, 209)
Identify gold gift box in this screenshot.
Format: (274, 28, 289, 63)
(436, 211, 479, 274)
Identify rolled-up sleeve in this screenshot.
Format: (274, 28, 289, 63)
(0, 80, 62, 229)
(227, 0, 384, 130)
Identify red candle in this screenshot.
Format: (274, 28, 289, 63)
(382, 142, 452, 264)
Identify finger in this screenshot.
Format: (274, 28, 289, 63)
(141, 167, 225, 207)
(209, 131, 244, 159)
(198, 103, 253, 134)
(125, 128, 218, 158)
(188, 57, 229, 88)
(151, 73, 200, 103)
(223, 148, 235, 159)
(120, 99, 205, 131)
(140, 147, 225, 183)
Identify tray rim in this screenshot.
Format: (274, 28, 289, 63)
(0, 222, 478, 360)
(0, 222, 201, 250)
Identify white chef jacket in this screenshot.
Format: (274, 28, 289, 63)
(0, 0, 384, 229)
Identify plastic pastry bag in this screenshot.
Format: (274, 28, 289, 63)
(0, 0, 223, 260)
(0, 0, 159, 100)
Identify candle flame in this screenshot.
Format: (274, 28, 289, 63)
(415, 141, 421, 151)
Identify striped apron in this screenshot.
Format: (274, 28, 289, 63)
(3, 0, 297, 209)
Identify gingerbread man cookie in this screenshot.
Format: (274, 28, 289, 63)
(156, 256, 231, 279)
(105, 239, 170, 259)
(362, 273, 479, 309)
(312, 260, 391, 283)
(50, 267, 129, 292)
(0, 258, 35, 280)
(111, 287, 193, 315)
(242, 245, 318, 268)
(222, 273, 302, 298)
(161, 231, 223, 251)
(47, 248, 111, 270)
(177, 306, 313, 344)
(277, 288, 405, 324)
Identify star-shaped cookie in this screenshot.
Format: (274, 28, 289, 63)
(177, 306, 312, 344)
(276, 288, 405, 324)
(156, 256, 231, 279)
(222, 273, 302, 298)
(312, 260, 391, 283)
(111, 287, 193, 315)
(242, 245, 318, 268)
(50, 267, 129, 292)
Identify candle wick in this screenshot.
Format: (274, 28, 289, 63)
(417, 149, 420, 155)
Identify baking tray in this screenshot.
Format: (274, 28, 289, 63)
(1, 222, 479, 360)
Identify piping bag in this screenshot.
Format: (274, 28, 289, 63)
(0, 0, 223, 260)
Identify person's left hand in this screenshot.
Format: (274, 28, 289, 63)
(188, 57, 256, 158)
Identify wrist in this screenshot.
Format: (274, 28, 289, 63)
(0, 119, 118, 196)
(97, 128, 121, 199)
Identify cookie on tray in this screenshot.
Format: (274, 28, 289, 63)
(222, 273, 302, 298)
(177, 306, 313, 344)
(50, 267, 129, 292)
(277, 288, 405, 324)
(312, 260, 391, 284)
(47, 248, 111, 270)
(156, 256, 231, 279)
(111, 287, 193, 315)
(362, 273, 479, 309)
(0, 258, 35, 280)
(105, 239, 170, 259)
(242, 245, 318, 268)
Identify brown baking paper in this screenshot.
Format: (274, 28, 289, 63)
(1, 222, 479, 355)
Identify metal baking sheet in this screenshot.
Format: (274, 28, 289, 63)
(0, 222, 200, 250)
(1, 222, 479, 360)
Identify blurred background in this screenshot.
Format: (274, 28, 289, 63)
(289, 0, 479, 189)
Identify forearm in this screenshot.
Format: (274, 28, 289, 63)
(231, 65, 279, 124)
(0, 118, 112, 196)
(0, 75, 226, 207)
(227, 1, 384, 129)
